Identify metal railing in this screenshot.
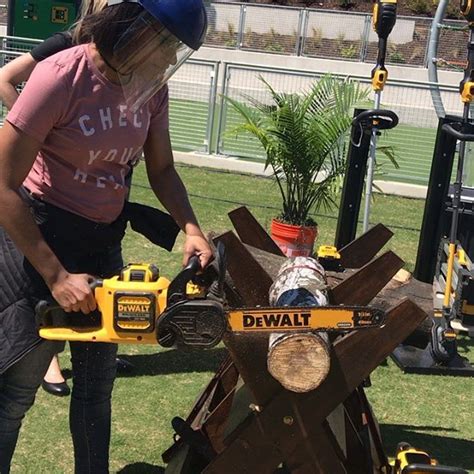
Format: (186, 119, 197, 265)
(206, 2, 466, 69)
(216, 62, 463, 186)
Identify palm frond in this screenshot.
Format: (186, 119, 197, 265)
(223, 74, 371, 226)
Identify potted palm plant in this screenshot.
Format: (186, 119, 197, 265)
(225, 74, 369, 257)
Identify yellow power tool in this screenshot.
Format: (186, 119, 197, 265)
(391, 442, 467, 474)
(36, 255, 227, 349)
(37, 243, 387, 348)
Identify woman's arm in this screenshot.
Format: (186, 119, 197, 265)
(0, 54, 38, 109)
(0, 122, 96, 313)
(0, 32, 73, 110)
(143, 127, 212, 268)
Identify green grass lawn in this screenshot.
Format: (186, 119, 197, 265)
(11, 163, 474, 473)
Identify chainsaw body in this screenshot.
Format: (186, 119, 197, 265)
(38, 274, 171, 344)
(37, 258, 226, 348)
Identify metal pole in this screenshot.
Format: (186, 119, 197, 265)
(427, 0, 449, 118)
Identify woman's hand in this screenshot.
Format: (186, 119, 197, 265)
(183, 234, 213, 269)
(50, 271, 97, 314)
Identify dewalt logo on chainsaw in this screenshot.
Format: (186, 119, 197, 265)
(242, 311, 311, 329)
(228, 306, 385, 332)
(114, 292, 156, 333)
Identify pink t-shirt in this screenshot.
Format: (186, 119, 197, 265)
(7, 44, 169, 223)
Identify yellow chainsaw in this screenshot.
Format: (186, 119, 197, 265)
(36, 243, 385, 347)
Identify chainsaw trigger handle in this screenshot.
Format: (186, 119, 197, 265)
(35, 298, 62, 328)
(35, 299, 54, 320)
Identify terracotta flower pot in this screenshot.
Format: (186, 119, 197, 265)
(270, 218, 318, 257)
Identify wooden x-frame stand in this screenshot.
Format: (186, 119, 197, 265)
(163, 207, 428, 474)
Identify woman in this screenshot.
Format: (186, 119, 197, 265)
(0, 0, 135, 397)
(0, 0, 211, 472)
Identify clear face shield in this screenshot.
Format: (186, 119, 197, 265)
(112, 11, 195, 112)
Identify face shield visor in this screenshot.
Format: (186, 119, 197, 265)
(112, 11, 195, 112)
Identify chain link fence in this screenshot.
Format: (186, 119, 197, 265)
(207, 2, 467, 69)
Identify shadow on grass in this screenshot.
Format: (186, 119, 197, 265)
(117, 462, 164, 473)
(115, 347, 228, 377)
(381, 424, 474, 470)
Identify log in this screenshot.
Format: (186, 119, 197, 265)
(267, 256, 331, 393)
(267, 332, 330, 393)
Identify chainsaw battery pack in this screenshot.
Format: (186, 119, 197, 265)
(114, 291, 157, 333)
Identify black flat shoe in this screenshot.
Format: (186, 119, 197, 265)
(42, 380, 70, 397)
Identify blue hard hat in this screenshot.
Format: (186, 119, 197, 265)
(139, 0, 208, 50)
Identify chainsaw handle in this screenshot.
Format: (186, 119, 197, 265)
(166, 255, 202, 306)
(185, 255, 201, 274)
(35, 278, 103, 320)
(35, 299, 54, 321)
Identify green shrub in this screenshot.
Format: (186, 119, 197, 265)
(406, 0, 433, 15)
(340, 44, 358, 59)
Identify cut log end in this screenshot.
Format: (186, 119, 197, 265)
(267, 332, 330, 393)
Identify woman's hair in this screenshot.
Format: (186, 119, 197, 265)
(77, 3, 144, 57)
(71, 0, 109, 44)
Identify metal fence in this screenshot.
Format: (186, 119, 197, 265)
(216, 63, 464, 186)
(0, 35, 467, 187)
(206, 2, 467, 69)
(0, 2, 468, 70)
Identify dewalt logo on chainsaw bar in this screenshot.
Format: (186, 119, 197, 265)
(114, 292, 156, 333)
(243, 311, 311, 329)
(229, 308, 315, 331)
(228, 306, 385, 332)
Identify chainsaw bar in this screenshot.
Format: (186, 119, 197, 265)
(228, 305, 385, 332)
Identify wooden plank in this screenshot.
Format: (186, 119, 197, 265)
(229, 206, 284, 256)
(203, 298, 427, 473)
(222, 331, 280, 406)
(203, 386, 238, 453)
(283, 421, 347, 474)
(339, 223, 393, 269)
(343, 391, 373, 473)
(329, 251, 404, 305)
(213, 231, 274, 306)
(162, 356, 236, 463)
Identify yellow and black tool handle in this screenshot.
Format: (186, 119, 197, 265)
(372, 1, 397, 91)
(373, 0, 397, 40)
(35, 279, 103, 330)
(459, 2, 474, 103)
